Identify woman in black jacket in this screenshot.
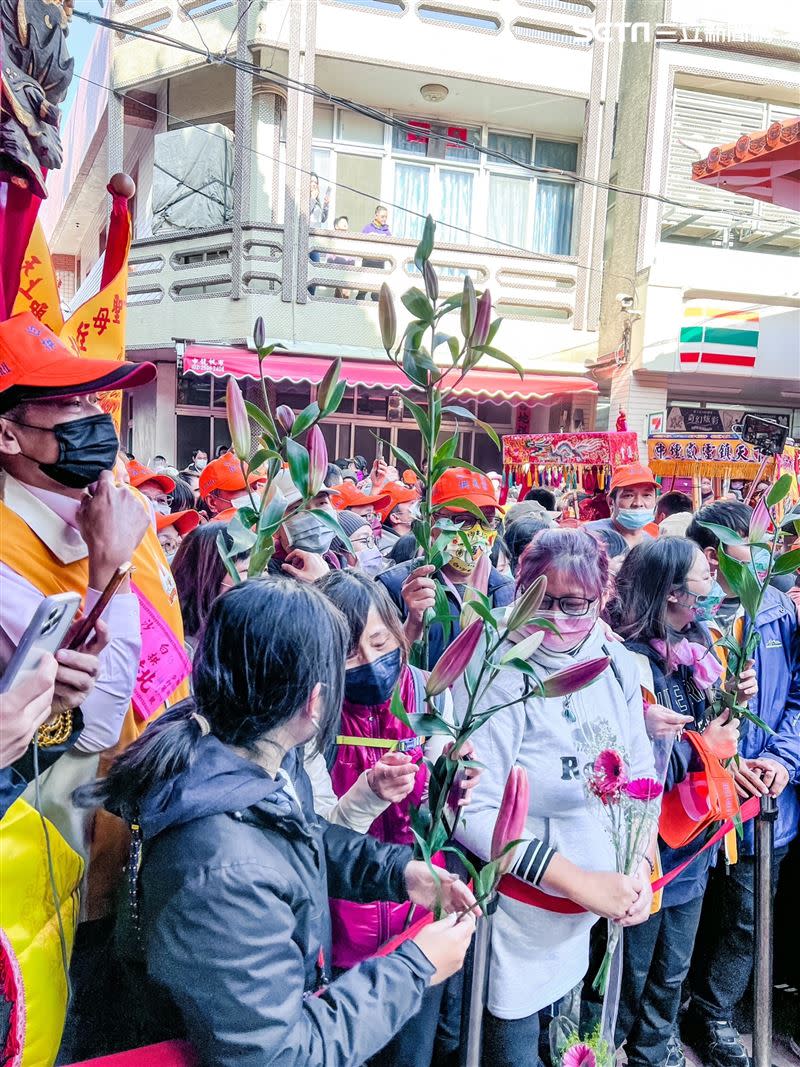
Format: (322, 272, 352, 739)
(608, 538, 752, 1067)
(77, 578, 476, 1067)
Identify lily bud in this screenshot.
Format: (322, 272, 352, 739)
(471, 290, 492, 347)
(423, 260, 439, 302)
(226, 377, 250, 461)
(504, 575, 546, 634)
(276, 405, 296, 434)
(426, 619, 483, 696)
(491, 764, 530, 875)
(748, 497, 772, 544)
(306, 425, 328, 495)
(379, 283, 397, 352)
(540, 656, 610, 698)
(460, 275, 477, 340)
(253, 316, 266, 351)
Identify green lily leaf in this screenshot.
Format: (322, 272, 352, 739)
(226, 510, 258, 553)
(478, 345, 524, 379)
(245, 400, 278, 444)
(284, 436, 310, 497)
(291, 401, 321, 438)
(717, 548, 762, 621)
(414, 215, 436, 271)
(696, 521, 746, 547)
(766, 474, 792, 508)
(401, 286, 434, 323)
(389, 685, 413, 729)
(405, 714, 456, 736)
(387, 439, 423, 480)
(771, 547, 800, 576)
(402, 395, 431, 441)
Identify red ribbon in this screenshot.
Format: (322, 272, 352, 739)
(497, 794, 762, 913)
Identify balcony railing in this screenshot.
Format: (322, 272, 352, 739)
(124, 224, 588, 365)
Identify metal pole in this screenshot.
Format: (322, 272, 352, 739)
(753, 793, 777, 1067)
(464, 904, 494, 1067)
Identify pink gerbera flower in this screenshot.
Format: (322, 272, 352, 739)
(587, 749, 627, 804)
(563, 1043, 597, 1067)
(623, 777, 664, 802)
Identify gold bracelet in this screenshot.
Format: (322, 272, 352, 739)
(36, 708, 74, 747)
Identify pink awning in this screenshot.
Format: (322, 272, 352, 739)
(182, 346, 597, 404)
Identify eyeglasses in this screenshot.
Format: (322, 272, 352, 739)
(351, 532, 376, 550)
(441, 509, 497, 531)
(540, 595, 598, 617)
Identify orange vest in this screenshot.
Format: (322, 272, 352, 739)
(0, 497, 190, 916)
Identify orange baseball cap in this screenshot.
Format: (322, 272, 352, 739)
(127, 460, 176, 494)
(199, 453, 250, 498)
(378, 482, 418, 523)
(332, 479, 391, 513)
(0, 311, 155, 412)
(156, 509, 200, 537)
(402, 469, 419, 486)
(432, 468, 497, 509)
(609, 463, 659, 494)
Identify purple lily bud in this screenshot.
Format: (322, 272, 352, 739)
(379, 283, 397, 352)
(491, 765, 530, 875)
(471, 290, 492, 347)
(426, 619, 483, 696)
(748, 497, 772, 544)
(504, 575, 547, 634)
(306, 425, 328, 495)
(276, 405, 296, 433)
(226, 377, 250, 461)
(253, 316, 266, 351)
(423, 260, 439, 302)
(540, 656, 610, 698)
(460, 275, 477, 340)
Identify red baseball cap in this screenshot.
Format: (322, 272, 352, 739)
(156, 509, 200, 537)
(332, 480, 391, 513)
(199, 453, 249, 498)
(0, 311, 155, 411)
(378, 482, 418, 523)
(609, 463, 659, 494)
(432, 468, 497, 509)
(127, 460, 176, 494)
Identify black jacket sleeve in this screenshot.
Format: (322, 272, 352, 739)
(322, 820, 412, 903)
(146, 861, 434, 1067)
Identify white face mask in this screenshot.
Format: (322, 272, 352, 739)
(230, 493, 253, 510)
(153, 502, 171, 516)
(194, 458, 208, 470)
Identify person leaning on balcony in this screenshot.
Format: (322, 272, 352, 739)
(376, 468, 514, 667)
(358, 205, 392, 301)
(328, 215, 357, 299)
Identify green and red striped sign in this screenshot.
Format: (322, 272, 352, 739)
(679, 304, 759, 372)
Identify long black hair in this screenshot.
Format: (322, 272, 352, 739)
(608, 536, 705, 645)
(171, 524, 248, 640)
(317, 569, 407, 660)
(75, 579, 348, 820)
(168, 475, 196, 513)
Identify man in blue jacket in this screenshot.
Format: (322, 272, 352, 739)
(684, 502, 800, 1067)
(376, 468, 513, 668)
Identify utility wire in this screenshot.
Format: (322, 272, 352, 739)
(71, 6, 766, 226)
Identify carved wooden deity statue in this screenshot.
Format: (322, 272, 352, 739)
(0, 0, 74, 197)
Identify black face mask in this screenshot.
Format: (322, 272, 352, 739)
(344, 648, 402, 706)
(15, 413, 120, 489)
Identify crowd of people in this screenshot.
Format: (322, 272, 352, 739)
(1, 310, 799, 1067)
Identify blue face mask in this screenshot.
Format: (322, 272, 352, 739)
(749, 547, 770, 582)
(615, 508, 655, 531)
(344, 648, 402, 706)
(693, 580, 726, 622)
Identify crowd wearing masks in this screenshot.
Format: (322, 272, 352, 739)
(1, 310, 799, 1067)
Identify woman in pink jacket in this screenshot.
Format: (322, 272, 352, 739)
(318, 570, 475, 1067)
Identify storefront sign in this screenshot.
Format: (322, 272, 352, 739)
(666, 406, 790, 433)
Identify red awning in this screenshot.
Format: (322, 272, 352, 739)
(182, 346, 597, 403)
(691, 117, 800, 211)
